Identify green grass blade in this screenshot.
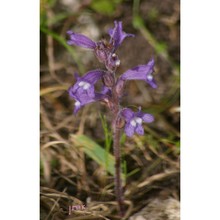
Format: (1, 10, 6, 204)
(40, 26, 84, 73)
(71, 134, 125, 180)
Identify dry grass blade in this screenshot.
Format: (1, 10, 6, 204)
(40, 85, 68, 96)
(41, 151, 51, 183)
(41, 186, 83, 204)
(45, 188, 67, 220)
(138, 170, 179, 188)
(41, 140, 69, 150)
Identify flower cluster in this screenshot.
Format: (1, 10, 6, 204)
(67, 21, 157, 137)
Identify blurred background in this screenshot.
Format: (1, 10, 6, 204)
(40, 0, 180, 219)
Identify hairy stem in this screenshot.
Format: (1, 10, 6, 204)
(113, 126, 124, 217)
(111, 77, 125, 217)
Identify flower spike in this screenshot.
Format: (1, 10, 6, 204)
(66, 21, 158, 217)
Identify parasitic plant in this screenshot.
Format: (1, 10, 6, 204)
(67, 21, 157, 217)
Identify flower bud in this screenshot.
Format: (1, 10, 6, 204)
(103, 71, 115, 87)
(94, 41, 109, 63)
(115, 78, 125, 97)
(105, 53, 120, 72)
(115, 115, 125, 129)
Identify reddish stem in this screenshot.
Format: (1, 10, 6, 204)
(111, 79, 125, 217)
(112, 126, 124, 217)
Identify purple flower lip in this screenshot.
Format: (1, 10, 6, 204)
(120, 58, 157, 88)
(70, 91, 106, 114)
(121, 107, 154, 137)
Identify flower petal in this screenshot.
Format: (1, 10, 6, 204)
(86, 86, 95, 98)
(74, 72, 80, 80)
(73, 101, 82, 114)
(120, 67, 146, 81)
(142, 113, 154, 123)
(121, 108, 134, 122)
(135, 124, 144, 135)
(71, 92, 106, 114)
(146, 76, 157, 88)
(82, 69, 105, 84)
(69, 70, 105, 99)
(121, 59, 155, 81)
(125, 123, 135, 137)
(100, 86, 111, 95)
(108, 21, 134, 50)
(67, 31, 96, 49)
(68, 84, 78, 99)
(69, 81, 90, 98)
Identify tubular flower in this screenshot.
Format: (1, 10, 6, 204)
(108, 21, 135, 51)
(69, 70, 105, 98)
(120, 58, 157, 88)
(67, 21, 134, 71)
(67, 30, 96, 49)
(121, 108, 154, 137)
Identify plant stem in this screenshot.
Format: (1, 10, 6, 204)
(113, 126, 124, 217)
(111, 79, 125, 217)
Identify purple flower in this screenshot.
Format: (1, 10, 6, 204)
(120, 58, 157, 88)
(67, 30, 96, 49)
(69, 90, 105, 114)
(121, 107, 154, 137)
(68, 70, 109, 114)
(108, 21, 135, 51)
(69, 70, 105, 98)
(67, 21, 134, 71)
